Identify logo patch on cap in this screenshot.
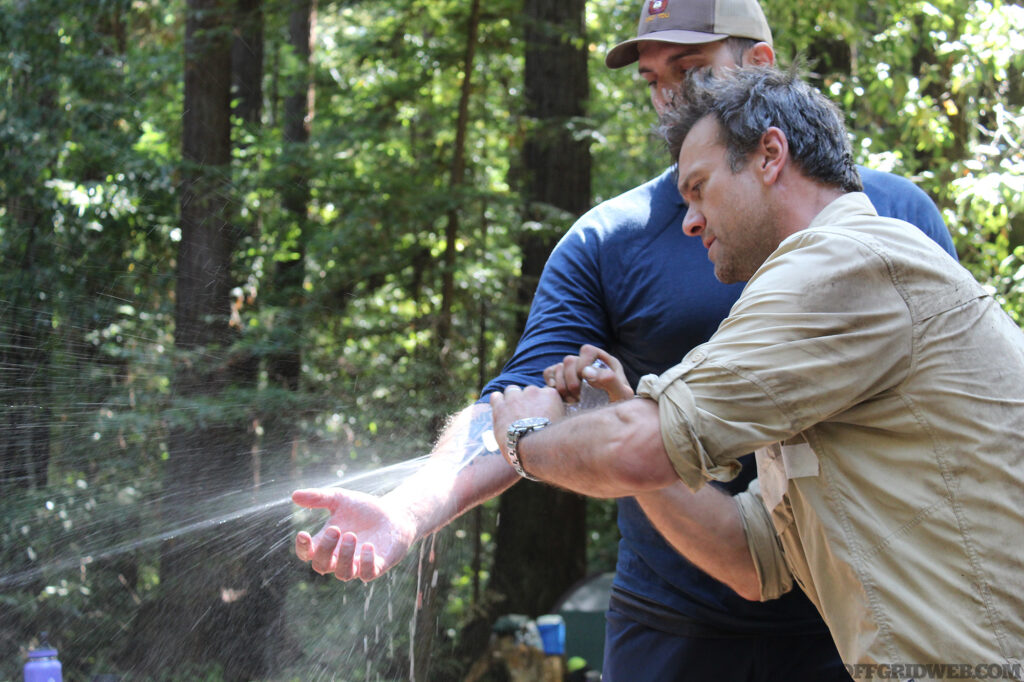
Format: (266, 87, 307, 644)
(648, 0, 667, 15)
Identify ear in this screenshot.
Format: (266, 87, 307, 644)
(758, 127, 787, 186)
(741, 42, 775, 67)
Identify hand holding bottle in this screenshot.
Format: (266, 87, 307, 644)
(544, 344, 634, 410)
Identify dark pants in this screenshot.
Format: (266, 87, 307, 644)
(602, 603, 853, 682)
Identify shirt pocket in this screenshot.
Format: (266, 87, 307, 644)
(756, 441, 821, 511)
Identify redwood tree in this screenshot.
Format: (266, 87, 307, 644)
(490, 0, 592, 621)
(140, 1, 269, 677)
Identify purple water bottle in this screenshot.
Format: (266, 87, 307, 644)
(24, 632, 62, 682)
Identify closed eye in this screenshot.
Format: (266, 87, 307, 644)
(683, 181, 702, 203)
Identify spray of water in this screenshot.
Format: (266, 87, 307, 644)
(0, 455, 430, 591)
(2, 441, 455, 680)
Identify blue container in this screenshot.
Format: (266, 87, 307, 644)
(24, 634, 62, 682)
(535, 614, 566, 656)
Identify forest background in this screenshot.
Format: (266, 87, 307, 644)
(1, 0, 1022, 680)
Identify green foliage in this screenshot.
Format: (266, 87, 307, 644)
(763, 0, 1024, 318)
(587, 2, 670, 201)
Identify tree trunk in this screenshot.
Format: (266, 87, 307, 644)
(437, 0, 483, 359)
(266, 0, 313, 389)
(0, 14, 59, 498)
(516, 0, 592, 325)
(232, 0, 264, 129)
(258, 0, 316, 671)
(139, 2, 267, 678)
(487, 0, 591, 631)
(0, 221, 53, 497)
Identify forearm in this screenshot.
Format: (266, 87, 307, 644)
(384, 402, 518, 540)
(635, 483, 761, 600)
(517, 396, 679, 498)
(507, 390, 762, 599)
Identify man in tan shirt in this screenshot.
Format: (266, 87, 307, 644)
(491, 66, 1024, 675)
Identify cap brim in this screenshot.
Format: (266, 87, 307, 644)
(605, 29, 729, 69)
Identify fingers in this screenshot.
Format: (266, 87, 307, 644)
(500, 384, 562, 410)
(540, 344, 634, 404)
(303, 526, 359, 581)
(293, 490, 348, 574)
(297, 525, 375, 583)
(542, 357, 581, 400)
(577, 344, 603, 367)
(309, 526, 342, 575)
(295, 530, 314, 561)
(291, 488, 333, 510)
(334, 532, 358, 581)
(358, 543, 380, 582)
(542, 362, 563, 390)
(561, 355, 584, 398)
(583, 365, 632, 402)
(579, 344, 620, 375)
(544, 345, 611, 400)
(579, 345, 633, 402)
(492, 384, 564, 445)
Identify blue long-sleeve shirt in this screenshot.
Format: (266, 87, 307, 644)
(481, 166, 956, 634)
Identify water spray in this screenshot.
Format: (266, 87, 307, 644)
(0, 457, 430, 591)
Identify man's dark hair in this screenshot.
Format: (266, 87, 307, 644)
(659, 65, 863, 192)
(723, 37, 759, 64)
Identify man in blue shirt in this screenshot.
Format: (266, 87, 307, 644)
(292, 0, 957, 678)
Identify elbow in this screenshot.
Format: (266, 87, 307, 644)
(726, 534, 769, 602)
(712, 550, 763, 601)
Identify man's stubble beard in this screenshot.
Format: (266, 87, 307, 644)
(714, 216, 784, 285)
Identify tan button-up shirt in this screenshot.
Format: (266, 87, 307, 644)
(637, 193, 1024, 670)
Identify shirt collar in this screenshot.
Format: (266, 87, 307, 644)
(808, 192, 877, 230)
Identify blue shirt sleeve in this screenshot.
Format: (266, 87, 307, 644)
(479, 210, 611, 397)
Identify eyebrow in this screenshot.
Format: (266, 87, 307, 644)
(677, 169, 698, 199)
(637, 47, 705, 75)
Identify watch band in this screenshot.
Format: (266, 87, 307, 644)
(506, 417, 550, 481)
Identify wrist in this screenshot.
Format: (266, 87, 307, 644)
(381, 484, 445, 541)
(506, 417, 550, 481)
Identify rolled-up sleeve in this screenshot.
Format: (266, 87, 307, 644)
(637, 367, 742, 489)
(735, 479, 794, 600)
(638, 368, 795, 600)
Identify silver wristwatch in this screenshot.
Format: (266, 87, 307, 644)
(506, 417, 550, 481)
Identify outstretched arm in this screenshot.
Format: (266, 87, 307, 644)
(293, 203, 613, 582)
(293, 401, 519, 582)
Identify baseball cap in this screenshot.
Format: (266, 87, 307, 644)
(606, 0, 773, 69)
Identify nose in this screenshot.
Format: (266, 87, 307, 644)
(682, 206, 705, 237)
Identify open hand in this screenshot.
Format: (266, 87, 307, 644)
(292, 488, 416, 582)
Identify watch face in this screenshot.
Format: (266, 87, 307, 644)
(512, 416, 550, 430)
